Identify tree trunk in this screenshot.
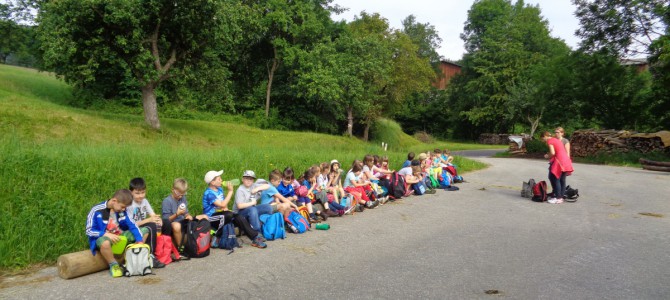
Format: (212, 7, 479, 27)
(527, 108, 543, 138)
(141, 84, 161, 130)
(346, 106, 353, 137)
(266, 47, 279, 118)
(363, 121, 370, 142)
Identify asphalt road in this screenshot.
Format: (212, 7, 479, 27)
(2, 157, 670, 299)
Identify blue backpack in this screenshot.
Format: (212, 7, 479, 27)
(286, 211, 309, 233)
(219, 223, 240, 250)
(439, 169, 452, 187)
(259, 212, 286, 241)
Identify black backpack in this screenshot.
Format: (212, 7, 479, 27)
(389, 172, 406, 200)
(565, 185, 579, 202)
(184, 219, 211, 258)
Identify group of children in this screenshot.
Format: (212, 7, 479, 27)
(86, 150, 459, 277)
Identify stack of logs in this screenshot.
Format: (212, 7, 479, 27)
(640, 158, 670, 172)
(479, 133, 511, 145)
(571, 129, 669, 157)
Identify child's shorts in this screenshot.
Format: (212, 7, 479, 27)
(296, 196, 311, 205)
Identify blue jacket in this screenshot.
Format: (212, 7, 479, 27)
(86, 200, 143, 255)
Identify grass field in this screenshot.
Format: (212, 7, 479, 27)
(0, 64, 500, 270)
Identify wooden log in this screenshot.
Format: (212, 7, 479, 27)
(639, 158, 670, 167)
(642, 165, 670, 172)
(57, 250, 124, 279)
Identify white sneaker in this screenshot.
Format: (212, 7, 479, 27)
(547, 198, 563, 204)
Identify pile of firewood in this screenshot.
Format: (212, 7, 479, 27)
(571, 129, 669, 157)
(479, 133, 511, 145)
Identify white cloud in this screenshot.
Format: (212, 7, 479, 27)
(332, 0, 580, 61)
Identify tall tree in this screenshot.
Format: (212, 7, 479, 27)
(448, 0, 558, 138)
(573, 0, 669, 129)
(247, 0, 338, 117)
(37, 0, 238, 129)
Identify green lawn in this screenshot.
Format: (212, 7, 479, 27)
(0, 64, 494, 269)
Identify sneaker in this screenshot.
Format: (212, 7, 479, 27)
(109, 263, 123, 278)
(152, 256, 166, 269)
(309, 217, 319, 223)
(370, 200, 380, 208)
(547, 198, 563, 204)
(344, 206, 355, 215)
(365, 201, 373, 208)
(318, 211, 328, 221)
(337, 209, 345, 216)
(257, 234, 267, 242)
(327, 209, 339, 217)
(355, 204, 364, 212)
(251, 236, 267, 249)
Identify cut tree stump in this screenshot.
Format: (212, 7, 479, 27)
(57, 250, 124, 279)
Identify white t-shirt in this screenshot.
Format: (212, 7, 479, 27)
(317, 174, 328, 190)
(398, 167, 413, 177)
(128, 198, 155, 223)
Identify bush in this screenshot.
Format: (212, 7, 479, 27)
(370, 118, 422, 151)
(413, 131, 435, 143)
(525, 139, 548, 153)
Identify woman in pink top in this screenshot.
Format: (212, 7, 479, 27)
(542, 131, 574, 204)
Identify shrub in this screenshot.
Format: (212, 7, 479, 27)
(525, 139, 548, 153)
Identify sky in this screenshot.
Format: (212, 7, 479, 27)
(331, 0, 581, 61)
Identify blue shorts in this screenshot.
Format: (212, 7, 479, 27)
(297, 196, 311, 205)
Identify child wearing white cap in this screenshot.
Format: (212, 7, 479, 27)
(202, 170, 267, 249)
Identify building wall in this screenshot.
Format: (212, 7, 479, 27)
(433, 61, 462, 90)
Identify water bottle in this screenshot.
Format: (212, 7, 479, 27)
(223, 178, 241, 186)
(315, 223, 330, 230)
(288, 223, 298, 233)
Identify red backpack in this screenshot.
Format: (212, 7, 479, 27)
(155, 234, 179, 265)
(531, 181, 548, 202)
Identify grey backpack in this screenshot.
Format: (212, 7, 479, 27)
(521, 178, 535, 198)
(123, 243, 153, 276)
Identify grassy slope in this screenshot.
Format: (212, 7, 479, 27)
(0, 64, 493, 269)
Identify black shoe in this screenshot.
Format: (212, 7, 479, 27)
(152, 256, 166, 268)
(318, 210, 328, 221)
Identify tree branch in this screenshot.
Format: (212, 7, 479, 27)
(151, 22, 162, 71)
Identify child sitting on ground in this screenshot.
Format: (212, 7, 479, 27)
(202, 170, 267, 249)
(343, 160, 379, 210)
(161, 178, 206, 256)
(86, 189, 145, 277)
(318, 162, 346, 216)
(327, 160, 346, 204)
(402, 152, 415, 168)
(127, 178, 165, 268)
(276, 167, 298, 204)
(259, 170, 299, 217)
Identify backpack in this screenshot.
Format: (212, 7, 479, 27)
(298, 206, 311, 221)
(429, 175, 440, 188)
(219, 222, 241, 250)
(155, 234, 173, 265)
(565, 185, 579, 202)
(445, 165, 458, 176)
(521, 178, 536, 198)
(184, 219, 211, 258)
(531, 180, 548, 202)
(413, 181, 427, 195)
(439, 169, 452, 187)
(123, 243, 152, 276)
(259, 212, 286, 241)
(370, 181, 386, 197)
(286, 211, 310, 233)
(340, 195, 351, 207)
(452, 175, 464, 183)
(388, 172, 406, 199)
